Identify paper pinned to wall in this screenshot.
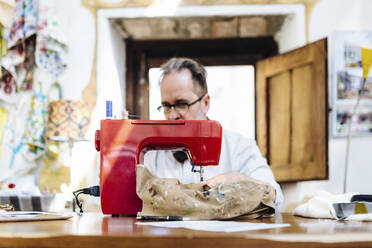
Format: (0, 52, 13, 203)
(136, 220, 290, 233)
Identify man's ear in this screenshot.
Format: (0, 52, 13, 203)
(202, 94, 210, 115)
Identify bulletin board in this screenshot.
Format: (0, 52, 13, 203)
(331, 31, 372, 137)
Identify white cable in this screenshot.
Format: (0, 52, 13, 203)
(343, 78, 367, 193)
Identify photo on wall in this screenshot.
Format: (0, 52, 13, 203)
(344, 43, 362, 68)
(337, 71, 372, 100)
(335, 106, 372, 136)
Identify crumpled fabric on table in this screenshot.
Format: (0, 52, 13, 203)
(136, 165, 276, 220)
(293, 190, 372, 221)
(293, 191, 355, 219)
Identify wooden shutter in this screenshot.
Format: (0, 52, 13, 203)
(256, 39, 329, 182)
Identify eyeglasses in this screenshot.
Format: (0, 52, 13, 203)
(157, 94, 205, 114)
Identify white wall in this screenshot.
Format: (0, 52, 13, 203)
(57, 0, 95, 100)
(311, 0, 372, 194)
(96, 14, 126, 119)
(281, 0, 372, 212)
(55, 0, 98, 193)
(275, 11, 306, 53)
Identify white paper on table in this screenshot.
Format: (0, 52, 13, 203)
(136, 220, 290, 232)
(0, 211, 73, 222)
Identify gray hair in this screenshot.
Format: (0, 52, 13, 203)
(160, 57, 208, 97)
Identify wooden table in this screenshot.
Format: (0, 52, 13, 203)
(0, 213, 372, 248)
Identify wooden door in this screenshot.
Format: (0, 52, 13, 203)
(256, 39, 329, 182)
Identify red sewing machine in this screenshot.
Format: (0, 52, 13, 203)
(95, 120, 222, 215)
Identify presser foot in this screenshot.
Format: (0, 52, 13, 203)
(191, 165, 205, 182)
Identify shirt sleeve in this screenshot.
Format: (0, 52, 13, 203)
(143, 150, 157, 175)
(232, 134, 284, 209)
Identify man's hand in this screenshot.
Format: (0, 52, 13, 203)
(205, 171, 263, 188)
(205, 172, 276, 200)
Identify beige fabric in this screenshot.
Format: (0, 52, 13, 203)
(136, 165, 276, 220)
(0, 0, 15, 28)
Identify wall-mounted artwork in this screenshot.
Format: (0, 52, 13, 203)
(331, 31, 372, 136)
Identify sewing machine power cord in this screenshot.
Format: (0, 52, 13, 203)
(73, 185, 100, 214)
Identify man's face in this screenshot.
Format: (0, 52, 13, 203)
(160, 69, 210, 120)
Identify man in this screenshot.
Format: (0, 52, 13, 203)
(144, 57, 283, 208)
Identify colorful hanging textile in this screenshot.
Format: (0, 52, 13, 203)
(0, 0, 15, 28)
(0, 91, 34, 180)
(0, 23, 6, 79)
(0, 24, 6, 58)
(0, 107, 8, 157)
(35, 0, 67, 78)
(0, 0, 68, 181)
(7, 0, 37, 49)
(23, 0, 67, 157)
(0, 0, 37, 97)
(0, 35, 35, 99)
(23, 70, 48, 158)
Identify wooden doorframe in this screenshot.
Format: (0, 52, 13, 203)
(125, 37, 278, 119)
